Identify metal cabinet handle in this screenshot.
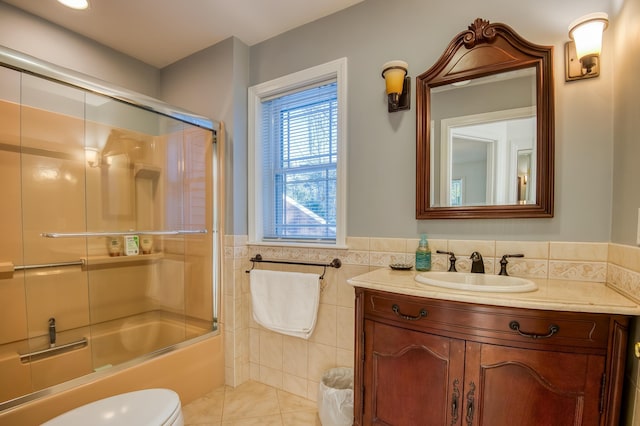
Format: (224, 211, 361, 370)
(465, 382, 476, 425)
(391, 304, 427, 321)
(451, 379, 460, 425)
(509, 320, 559, 339)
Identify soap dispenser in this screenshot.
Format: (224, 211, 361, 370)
(415, 234, 432, 271)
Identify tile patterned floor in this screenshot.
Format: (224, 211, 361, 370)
(182, 381, 321, 425)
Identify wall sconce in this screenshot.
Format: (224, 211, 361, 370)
(381, 60, 410, 112)
(565, 12, 608, 81)
(85, 147, 100, 168)
(57, 0, 89, 10)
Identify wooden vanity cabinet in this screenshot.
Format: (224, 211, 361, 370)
(353, 288, 630, 426)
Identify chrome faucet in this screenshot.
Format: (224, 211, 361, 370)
(470, 251, 484, 273)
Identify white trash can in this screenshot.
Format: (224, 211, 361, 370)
(317, 367, 354, 426)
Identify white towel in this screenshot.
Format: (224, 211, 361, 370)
(249, 269, 320, 339)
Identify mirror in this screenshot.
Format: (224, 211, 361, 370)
(416, 18, 554, 219)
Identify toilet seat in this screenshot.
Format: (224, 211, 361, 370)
(42, 388, 183, 426)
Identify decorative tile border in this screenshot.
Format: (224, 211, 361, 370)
(224, 235, 640, 396)
(549, 261, 608, 282)
(607, 263, 640, 304)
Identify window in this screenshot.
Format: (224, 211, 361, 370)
(248, 59, 347, 247)
(450, 178, 464, 206)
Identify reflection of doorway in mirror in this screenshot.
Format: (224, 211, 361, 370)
(440, 106, 535, 207)
(450, 177, 464, 206)
(517, 150, 533, 204)
(449, 137, 493, 206)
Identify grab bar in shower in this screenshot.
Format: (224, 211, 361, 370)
(13, 260, 85, 271)
(19, 337, 88, 363)
(41, 229, 207, 238)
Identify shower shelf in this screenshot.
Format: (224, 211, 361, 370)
(82, 252, 163, 266)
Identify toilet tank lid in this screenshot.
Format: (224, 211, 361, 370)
(42, 388, 181, 426)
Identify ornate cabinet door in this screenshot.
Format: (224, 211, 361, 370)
(464, 342, 605, 426)
(363, 320, 465, 425)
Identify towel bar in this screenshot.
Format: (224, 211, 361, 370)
(246, 254, 341, 279)
(41, 229, 207, 238)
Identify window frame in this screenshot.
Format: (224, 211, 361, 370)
(248, 58, 347, 248)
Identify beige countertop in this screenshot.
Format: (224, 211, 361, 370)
(347, 267, 640, 316)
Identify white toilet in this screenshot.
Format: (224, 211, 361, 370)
(41, 388, 184, 426)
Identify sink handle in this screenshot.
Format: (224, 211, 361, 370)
(509, 320, 559, 339)
(499, 253, 524, 275)
(437, 250, 457, 272)
(392, 304, 428, 321)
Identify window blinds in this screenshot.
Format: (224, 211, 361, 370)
(260, 81, 338, 242)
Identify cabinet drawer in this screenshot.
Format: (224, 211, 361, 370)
(361, 289, 613, 351)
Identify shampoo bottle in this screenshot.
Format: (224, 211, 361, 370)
(415, 234, 431, 271)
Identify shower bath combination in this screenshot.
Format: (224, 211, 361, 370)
(0, 46, 222, 410)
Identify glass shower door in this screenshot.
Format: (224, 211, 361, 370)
(19, 73, 93, 391)
(0, 64, 216, 406)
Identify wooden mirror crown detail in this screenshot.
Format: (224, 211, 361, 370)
(416, 18, 554, 219)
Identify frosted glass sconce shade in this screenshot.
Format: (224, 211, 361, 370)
(565, 12, 608, 81)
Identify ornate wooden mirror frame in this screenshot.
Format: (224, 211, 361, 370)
(416, 18, 554, 219)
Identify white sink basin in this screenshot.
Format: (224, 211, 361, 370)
(414, 271, 537, 293)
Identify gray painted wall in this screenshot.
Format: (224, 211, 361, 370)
(611, 0, 640, 245)
(160, 37, 250, 235)
(0, 3, 160, 97)
(250, 0, 614, 241)
(1, 0, 630, 243)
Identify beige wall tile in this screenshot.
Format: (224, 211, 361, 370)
(337, 348, 354, 369)
(495, 241, 549, 259)
(307, 342, 336, 381)
(282, 373, 309, 399)
(249, 328, 260, 364)
(224, 295, 235, 330)
(258, 365, 284, 390)
(283, 337, 308, 378)
(370, 237, 406, 252)
(319, 271, 338, 306)
(448, 240, 495, 257)
(229, 233, 640, 420)
(609, 243, 640, 272)
(346, 237, 369, 250)
(250, 362, 260, 381)
(550, 242, 608, 261)
(225, 329, 236, 365)
(259, 330, 283, 371)
(310, 304, 337, 347)
(336, 307, 354, 351)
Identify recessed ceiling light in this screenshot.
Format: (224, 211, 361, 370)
(57, 0, 89, 10)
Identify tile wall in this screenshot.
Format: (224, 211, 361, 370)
(224, 236, 640, 420)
